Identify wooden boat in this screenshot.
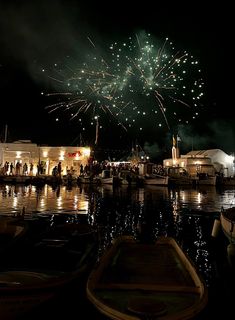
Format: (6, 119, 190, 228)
(143, 174, 169, 186)
(220, 176, 235, 186)
(118, 170, 143, 187)
(0, 219, 98, 319)
(87, 235, 207, 320)
(197, 173, 216, 186)
(98, 170, 115, 185)
(62, 173, 79, 185)
(166, 167, 197, 186)
(220, 207, 235, 244)
(78, 174, 100, 184)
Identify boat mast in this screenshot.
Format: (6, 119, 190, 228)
(95, 116, 99, 145)
(4, 124, 8, 143)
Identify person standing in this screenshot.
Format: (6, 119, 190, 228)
(15, 161, 21, 175)
(10, 162, 14, 175)
(57, 162, 62, 177)
(23, 163, 28, 175)
(29, 163, 34, 176)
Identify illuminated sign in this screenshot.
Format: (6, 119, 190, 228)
(68, 151, 82, 157)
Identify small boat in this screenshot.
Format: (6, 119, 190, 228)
(0, 219, 98, 319)
(99, 170, 116, 185)
(143, 174, 169, 186)
(87, 235, 207, 320)
(220, 176, 235, 186)
(62, 172, 78, 185)
(118, 170, 143, 186)
(197, 173, 216, 186)
(78, 174, 100, 184)
(166, 166, 197, 186)
(138, 162, 167, 185)
(220, 207, 235, 244)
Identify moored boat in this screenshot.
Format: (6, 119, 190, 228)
(197, 173, 216, 186)
(86, 235, 208, 320)
(98, 170, 113, 184)
(219, 176, 235, 186)
(0, 219, 98, 319)
(143, 174, 169, 186)
(220, 207, 235, 244)
(118, 170, 143, 186)
(78, 174, 100, 184)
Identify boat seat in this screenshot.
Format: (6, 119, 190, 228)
(127, 297, 167, 317)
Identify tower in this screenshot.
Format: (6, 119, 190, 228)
(172, 135, 177, 165)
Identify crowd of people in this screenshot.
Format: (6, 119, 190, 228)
(0, 159, 166, 181)
(0, 161, 33, 176)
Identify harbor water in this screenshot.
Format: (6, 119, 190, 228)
(0, 183, 235, 319)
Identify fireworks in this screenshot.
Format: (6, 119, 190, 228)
(42, 31, 204, 140)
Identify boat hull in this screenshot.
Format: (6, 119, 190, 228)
(87, 236, 207, 320)
(197, 175, 216, 186)
(143, 175, 169, 186)
(220, 208, 235, 244)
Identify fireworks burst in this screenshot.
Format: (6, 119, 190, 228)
(42, 31, 204, 140)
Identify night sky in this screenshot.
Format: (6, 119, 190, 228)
(0, 1, 232, 160)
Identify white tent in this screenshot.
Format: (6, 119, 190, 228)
(185, 149, 234, 177)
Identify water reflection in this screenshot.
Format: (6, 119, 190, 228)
(0, 184, 90, 215)
(1, 184, 235, 270)
(2, 184, 235, 214)
(0, 183, 235, 318)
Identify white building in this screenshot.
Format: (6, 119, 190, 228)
(163, 148, 234, 177)
(0, 140, 91, 176)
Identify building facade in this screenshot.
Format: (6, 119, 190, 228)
(163, 149, 234, 177)
(0, 140, 91, 176)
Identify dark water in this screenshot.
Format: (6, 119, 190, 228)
(1, 183, 235, 319)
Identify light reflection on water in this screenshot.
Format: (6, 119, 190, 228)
(1, 183, 235, 259)
(1, 184, 235, 254)
(0, 183, 235, 319)
(1, 183, 235, 215)
(0, 184, 90, 215)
